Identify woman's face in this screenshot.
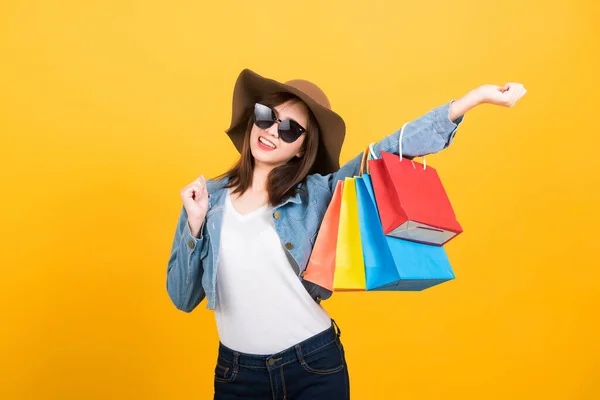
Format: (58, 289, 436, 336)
(249, 99, 309, 168)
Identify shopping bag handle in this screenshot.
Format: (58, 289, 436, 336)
(359, 145, 370, 175)
(399, 122, 426, 170)
(367, 122, 427, 170)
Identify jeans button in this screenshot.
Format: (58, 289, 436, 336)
(187, 240, 195, 249)
(285, 242, 294, 250)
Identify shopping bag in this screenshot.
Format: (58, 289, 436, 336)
(357, 174, 455, 290)
(368, 124, 463, 246)
(333, 177, 367, 291)
(356, 174, 401, 290)
(303, 180, 344, 293)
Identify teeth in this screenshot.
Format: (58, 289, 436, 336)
(259, 137, 276, 149)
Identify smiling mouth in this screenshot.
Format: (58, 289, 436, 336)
(258, 136, 277, 149)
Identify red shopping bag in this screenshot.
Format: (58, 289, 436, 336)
(369, 149, 462, 246)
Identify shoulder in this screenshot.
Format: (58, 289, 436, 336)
(205, 176, 229, 195)
(305, 172, 333, 195)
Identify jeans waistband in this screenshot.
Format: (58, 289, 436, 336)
(217, 318, 342, 369)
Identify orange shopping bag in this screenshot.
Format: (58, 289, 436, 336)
(302, 180, 344, 294)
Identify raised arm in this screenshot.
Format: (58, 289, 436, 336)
(315, 81, 527, 193)
(320, 99, 465, 192)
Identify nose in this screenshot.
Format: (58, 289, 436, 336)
(265, 121, 279, 138)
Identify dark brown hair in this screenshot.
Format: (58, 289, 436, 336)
(214, 91, 320, 206)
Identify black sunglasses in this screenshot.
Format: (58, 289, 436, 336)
(253, 103, 307, 143)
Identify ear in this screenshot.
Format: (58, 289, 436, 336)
(295, 150, 304, 158)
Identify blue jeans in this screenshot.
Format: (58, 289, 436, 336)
(214, 319, 350, 400)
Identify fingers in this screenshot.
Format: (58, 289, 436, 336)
(509, 86, 519, 107)
(504, 82, 527, 107)
(193, 175, 209, 200)
(190, 182, 204, 201)
(194, 176, 207, 197)
(512, 84, 526, 106)
(181, 175, 208, 201)
(195, 174, 206, 188)
(182, 184, 199, 200)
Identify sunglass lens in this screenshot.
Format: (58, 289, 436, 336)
(254, 103, 275, 129)
(278, 120, 303, 143)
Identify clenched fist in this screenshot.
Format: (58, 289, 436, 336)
(180, 175, 209, 238)
(475, 82, 527, 107)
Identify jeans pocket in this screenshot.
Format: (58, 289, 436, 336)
(214, 357, 238, 383)
(299, 340, 345, 375)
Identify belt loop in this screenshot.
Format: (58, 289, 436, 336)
(294, 344, 304, 364)
(233, 351, 240, 367)
(331, 318, 341, 338)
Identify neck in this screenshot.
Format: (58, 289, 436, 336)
(250, 162, 274, 194)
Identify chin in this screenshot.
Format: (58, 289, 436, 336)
(250, 147, 290, 167)
(250, 146, 276, 164)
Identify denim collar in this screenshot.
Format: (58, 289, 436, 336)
(207, 176, 305, 210)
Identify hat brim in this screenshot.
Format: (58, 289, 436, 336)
(224, 68, 346, 175)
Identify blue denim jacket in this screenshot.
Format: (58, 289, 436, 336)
(166, 101, 465, 312)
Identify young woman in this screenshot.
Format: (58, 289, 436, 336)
(166, 68, 526, 400)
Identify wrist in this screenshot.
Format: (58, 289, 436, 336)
(187, 218, 205, 239)
(468, 87, 487, 105)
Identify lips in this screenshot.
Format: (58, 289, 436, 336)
(258, 136, 277, 150)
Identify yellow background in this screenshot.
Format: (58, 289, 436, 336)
(1, 0, 599, 398)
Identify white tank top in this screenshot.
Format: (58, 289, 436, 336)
(214, 188, 331, 355)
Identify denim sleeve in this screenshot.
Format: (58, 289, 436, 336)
(166, 204, 209, 313)
(316, 100, 465, 193)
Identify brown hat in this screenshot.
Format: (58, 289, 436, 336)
(224, 68, 346, 175)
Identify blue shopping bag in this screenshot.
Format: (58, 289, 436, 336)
(356, 174, 456, 291)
